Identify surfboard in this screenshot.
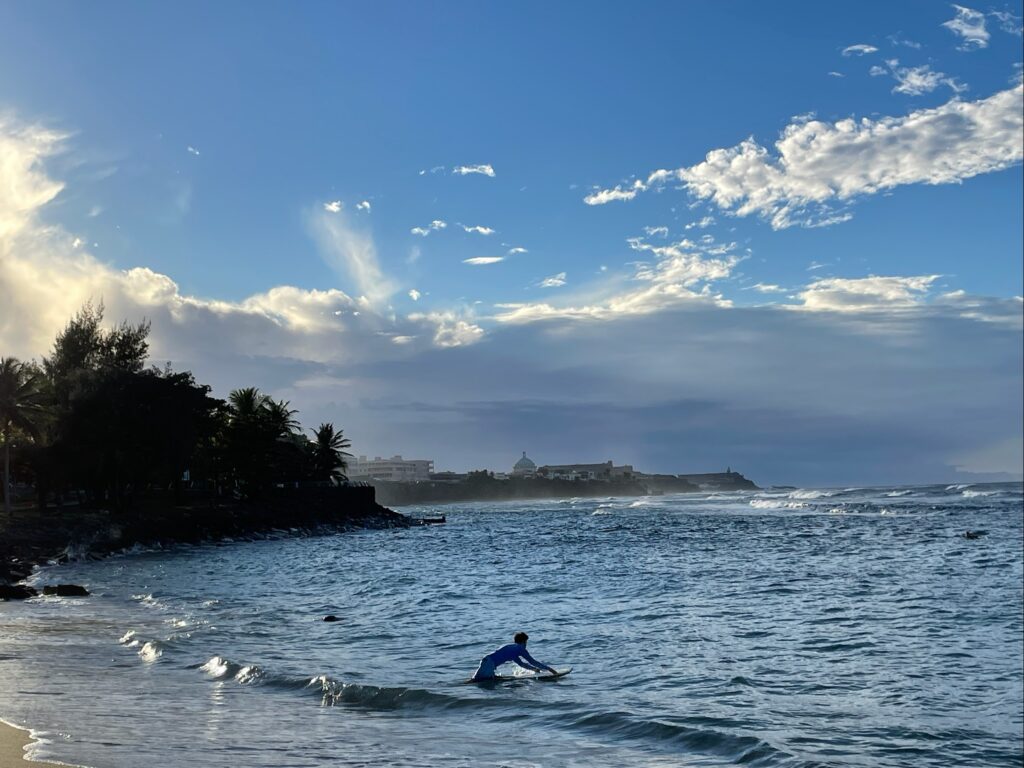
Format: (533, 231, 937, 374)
(464, 666, 572, 684)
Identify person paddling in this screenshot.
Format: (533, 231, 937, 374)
(471, 632, 557, 681)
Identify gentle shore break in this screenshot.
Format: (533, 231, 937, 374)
(0, 721, 69, 768)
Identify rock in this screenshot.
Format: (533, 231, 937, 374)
(323, 615, 340, 622)
(0, 584, 39, 600)
(42, 584, 90, 597)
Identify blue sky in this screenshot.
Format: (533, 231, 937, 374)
(1, 2, 1021, 483)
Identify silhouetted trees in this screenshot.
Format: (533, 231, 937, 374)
(5, 304, 354, 512)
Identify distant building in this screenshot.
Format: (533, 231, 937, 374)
(348, 455, 434, 483)
(429, 471, 467, 483)
(513, 452, 537, 476)
(537, 461, 634, 481)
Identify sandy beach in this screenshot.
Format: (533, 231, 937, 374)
(0, 722, 64, 768)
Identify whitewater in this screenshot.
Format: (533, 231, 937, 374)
(0, 483, 1021, 767)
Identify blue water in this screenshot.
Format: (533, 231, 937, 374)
(0, 483, 1021, 767)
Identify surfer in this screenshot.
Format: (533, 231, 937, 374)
(471, 632, 557, 681)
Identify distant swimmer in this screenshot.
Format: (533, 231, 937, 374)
(963, 530, 987, 539)
(471, 632, 557, 681)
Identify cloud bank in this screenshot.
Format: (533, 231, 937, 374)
(584, 85, 1023, 229)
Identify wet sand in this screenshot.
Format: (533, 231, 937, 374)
(0, 722, 63, 768)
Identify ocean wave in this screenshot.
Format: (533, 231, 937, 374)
(553, 709, 786, 763)
(946, 484, 972, 491)
(750, 499, 806, 510)
(787, 490, 832, 499)
(138, 641, 162, 662)
(962, 490, 997, 498)
(118, 630, 137, 645)
(885, 490, 914, 497)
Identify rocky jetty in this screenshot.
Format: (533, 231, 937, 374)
(0, 486, 409, 598)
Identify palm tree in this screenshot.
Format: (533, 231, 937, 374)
(310, 423, 352, 482)
(264, 398, 300, 438)
(0, 358, 49, 516)
(228, 387, 267, 419)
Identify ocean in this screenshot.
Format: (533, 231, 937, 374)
(0, 483, 1021, 767)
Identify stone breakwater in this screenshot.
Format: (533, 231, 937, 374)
(0, 486, 409, 595)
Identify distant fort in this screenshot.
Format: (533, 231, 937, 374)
(350, 451, 758, 506)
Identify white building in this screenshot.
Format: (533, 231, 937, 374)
(348, 455, 434, 483)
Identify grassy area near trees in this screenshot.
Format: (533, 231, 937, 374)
(1, 303, 352, 515)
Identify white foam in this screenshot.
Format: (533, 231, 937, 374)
(886, 490, 913, 497)
(235, 665, 264, 684)
(962, 489, 996, 498)
(788, 489, 831, 499)
(200, 656, 230, 678)
(138, 641, 162, 662)
(118, 630, 136, 644)
(750, 499, 807, 510)
(946, 484, 971, 491)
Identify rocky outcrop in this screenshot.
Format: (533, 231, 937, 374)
(0, 486, 410, 594)
(42, 584, 90, 596)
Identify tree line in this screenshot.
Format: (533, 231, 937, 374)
(0, 304, 352, 515)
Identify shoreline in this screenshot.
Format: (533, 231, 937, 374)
(1, 487, 410, 593)
(0, 721, 71, 768)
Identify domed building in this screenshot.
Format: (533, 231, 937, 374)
(512, 451, 537, 477)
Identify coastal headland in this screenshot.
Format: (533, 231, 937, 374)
(371, 470, 758, 506)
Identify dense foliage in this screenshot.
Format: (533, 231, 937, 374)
(1, 304, 352, 513)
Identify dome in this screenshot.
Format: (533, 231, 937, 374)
(513, 451, 536, 470)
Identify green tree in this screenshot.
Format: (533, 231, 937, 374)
(0, 358, 49, 515)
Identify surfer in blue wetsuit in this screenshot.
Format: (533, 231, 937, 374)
(471, 632, 557, 681)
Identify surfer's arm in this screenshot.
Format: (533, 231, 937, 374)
(519, 649, 556, 674)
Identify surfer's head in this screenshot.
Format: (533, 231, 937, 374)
(514, 631, 529, 645)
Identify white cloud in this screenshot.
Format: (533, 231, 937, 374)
(463, 256, 504, 265)
(407, 311, 484, 346)
(990, 10, 1023, 35)
(494, 237, 736, 324)
(408, 289, 421, 301)
(308, 208, 395, 305)
(540, 272, 567, 288)
(870, 65, 888, 76)
(685, 216, 715, 230)
(452, 164, 495, 177)
(752, 283, 787, 293)
(584, 180, 646, 205)
(323, 200, 343, 213)
(828, 71, 846, 78)
(842, 43, 879, 56)
(888, 34, 923, 49)
(506, 247, 528, 255)
(882, 60, 966, 96)
(944, 5, 989, 49)
(585, 85, 1024, 229)
(186, 145, 200, 156)
(795, 275, 939, 312)
(460, 224, 495, 235)
(87, 205, 103, 218)
(411, 219, 447, 236)
(644, 226, 669, 237)
(0, 116, 66, 240)
(356, 200, 371, 212)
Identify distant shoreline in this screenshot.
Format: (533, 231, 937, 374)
(372, 472, 759, 506)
